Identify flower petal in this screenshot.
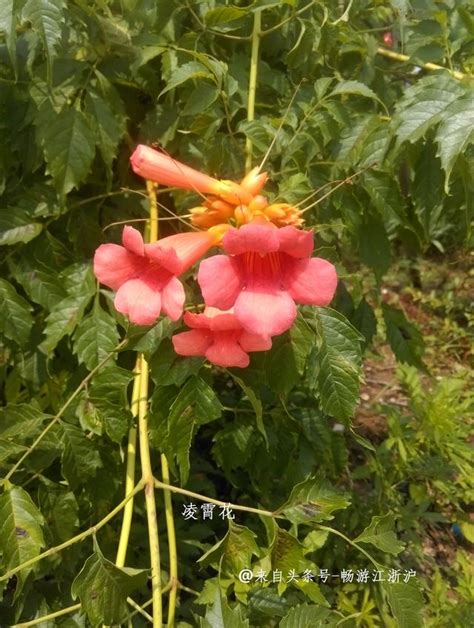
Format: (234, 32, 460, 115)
(286, 257, 338, 305)
(223, 222, 280, 255)
(277, 226, 314, 258)
(122, 226, 145, 256)
(130, 145, 219, 192)
(234, 289, 297, 337)
(238, 331, 272, 352)
(172, 329, 211, 356)
(114, 277, 163, 325)
(161, 277, 185, 321)
(146, 231, 216, 275)
(205, 334, 250, 368)
(93, 244, 145, 290)
(198, 255, 241, 310)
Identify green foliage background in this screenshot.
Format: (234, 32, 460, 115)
(0, 0, 473, 626)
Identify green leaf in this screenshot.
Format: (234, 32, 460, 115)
(384, 581, 424, 628)
(201, 587, 249, 628)
(23, 0, 65, 79)
(160, 61, 214, 96)
(270, 527, 307, 574)
(358, 212, 391, 281)
(38, 480, 79, 544)
(88, 366, 133, 443)
(0, 279, 33, 346)
(170, 375, 222, 426)
(277, 477, 350, 524)
(280, 604, 339, 627)
(0, 208, 43, 246)
(392, 74, 465, 147)
(60, 422, 102, 490)
(0, 0, 19, 74)
(330, 80, 386, 112)
(228, 373, 266, 446)
(355, 514, 405, 555)
(312, 308, 362, 422)
(435, 94, 474, 192)
(71, 538, 147, 627)
(0, 486, 45, 594)
(39, 294, 91, 354)
(167, 376, 222, 484)
(73, 304, 120, 371)
(39, 106, 96, 196)
(204, 7, 247, 27)
(353, 298, 377, 345)
(85, 88, 126, 177)
(183, 83, 219, 116)
(149, 338, 202, 386)
(199, 522, 259, 574)
(0, 403, 50, 441)
(382, 304, 425, 368)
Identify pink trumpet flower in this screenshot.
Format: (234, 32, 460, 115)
(197, 222, 338, 338)
(94, 226, 216, 326)
(172, 307, 272, 368)
(130, 145, 253, 205)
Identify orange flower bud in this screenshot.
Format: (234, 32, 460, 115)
(240, 167, 268, 196)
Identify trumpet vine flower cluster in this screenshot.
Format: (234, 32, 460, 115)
(93, 145, 338, 368)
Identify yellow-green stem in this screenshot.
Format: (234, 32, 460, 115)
(137, 355, 163, 627)
(12, 603, 82, 627)
(245, 10, 262, 172)
(161, 454, 178, 627)
(376, 46, 470, 81)
(0, 480, 145, 582)
(115, 364, 141, 567)
(146, 180, 159, 240)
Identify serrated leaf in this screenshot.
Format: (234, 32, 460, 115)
(39, 293, 91, 354)
(330, 80, 386, 112)
(0, 208, 43, 246)
(88, 366, 133, 443)
(355, 513, 405, 555)
(0, 440, 27, 465)
(23, 0, 65, 80)
(201, 587, 249, 628)
(280, 604, 339, 627)
(167, 376, 222, 484)
(0, 279, 33, 346)
(60, 422, 102, 490)
(160, 61, 213, 96)
(73, 304, 120, 370)
(40, 106, 96, 196)
(277, 477, 350, 524)
(0, 486, 45, 594)
(435, 94, 474, 192)
(392, 74, 465, 147)
(384, 581, 424, 628)
(270, 527, 307, 574)
(0, 403, 50, 441)
(199, 523, 259, 575)
(71, 538, 147, 627)
(382, 303, 424, 368)
(312, 308, 362, 422)
(85, 90, 126, 177)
